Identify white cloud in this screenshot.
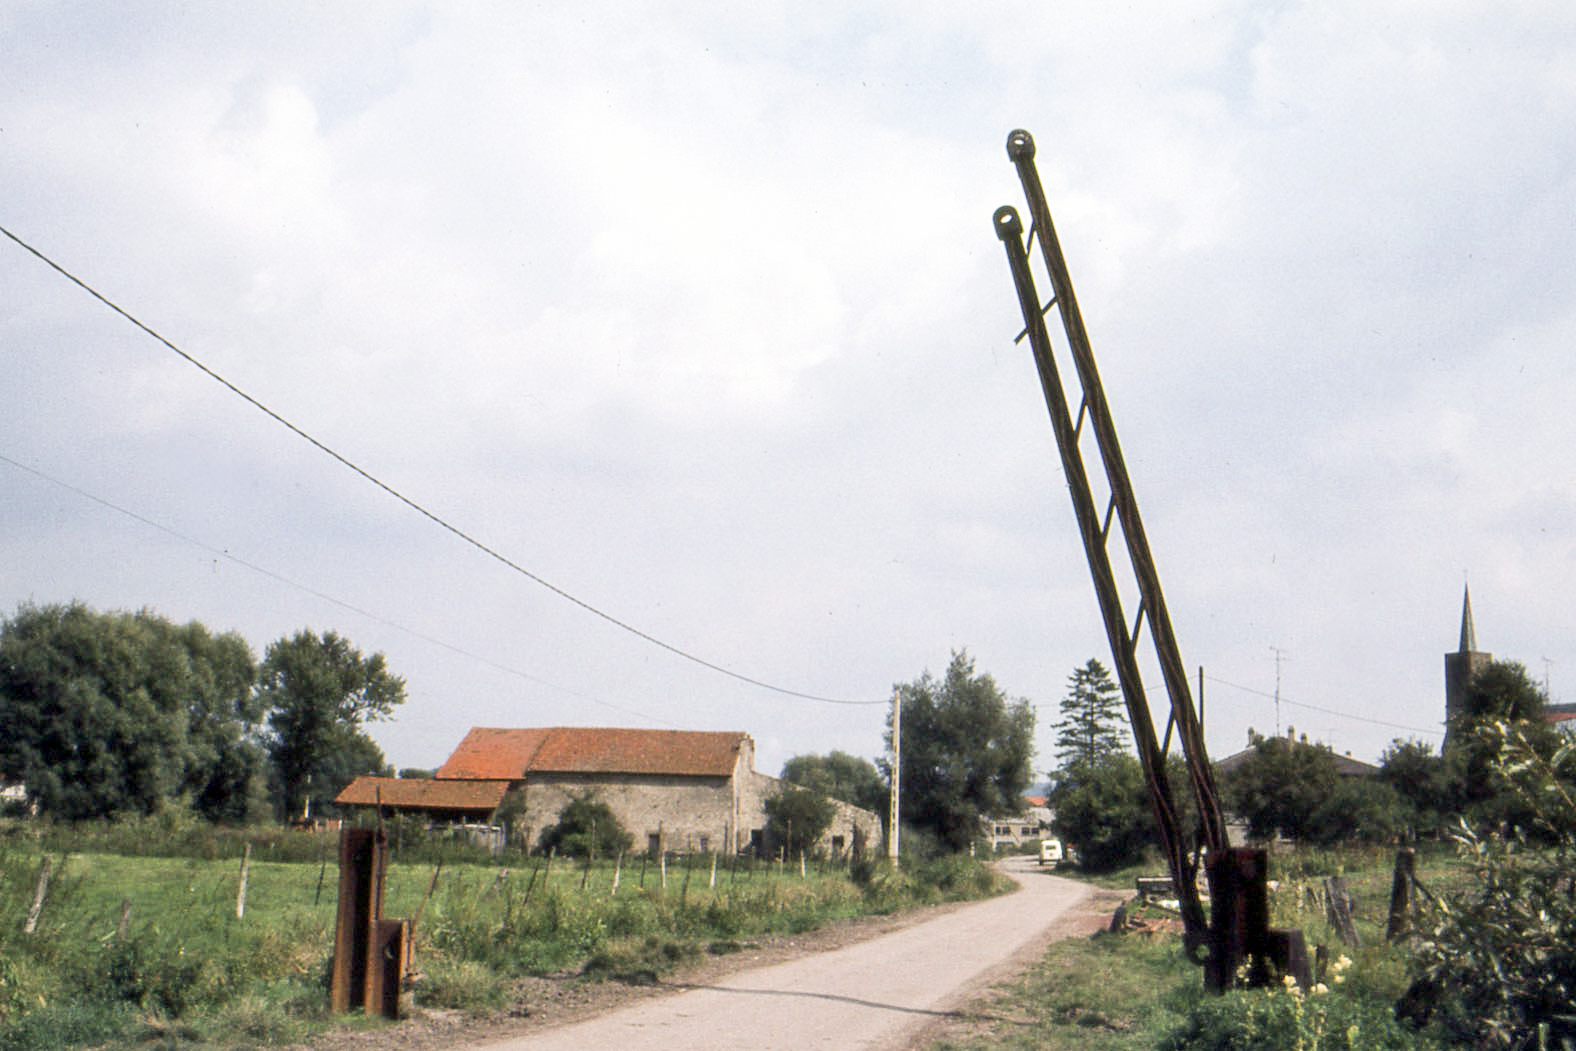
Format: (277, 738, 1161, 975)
(2, 0, 1573, 780)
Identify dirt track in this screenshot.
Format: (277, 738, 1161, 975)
(459, 855, 1100, 1051)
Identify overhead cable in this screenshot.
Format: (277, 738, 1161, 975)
(0, 451, 682, 726)
(1, 223, 881, 707)
(1205, 674, 1442, 737)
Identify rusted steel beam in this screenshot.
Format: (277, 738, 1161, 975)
(994, 203, 1206, 941)
(1004, 128, 1228, 858)
(331, 827, 390, 1014)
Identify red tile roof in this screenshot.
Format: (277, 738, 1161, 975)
(436, 728, 555, 780)
(435, 727, 749, 781)
(334, 776, 510, 812)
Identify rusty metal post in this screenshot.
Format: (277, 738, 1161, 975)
(1204, 848, 1271, 990)
(1201, 847, 1310, 992)
(330, 827, 388, 1014)
(366, 918, 408, 1020)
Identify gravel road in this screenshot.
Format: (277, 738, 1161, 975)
(468, 855, 1094, 1051)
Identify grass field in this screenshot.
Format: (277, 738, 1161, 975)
(0, 818, 1006, 1050)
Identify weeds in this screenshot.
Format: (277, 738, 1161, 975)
(1, 822, 998, 1049)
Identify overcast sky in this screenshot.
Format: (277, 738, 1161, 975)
(4, 2, 1573, 781)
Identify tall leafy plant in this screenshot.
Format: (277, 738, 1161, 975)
(1402, 722, 1576, 1048)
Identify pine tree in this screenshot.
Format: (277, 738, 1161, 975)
(1052, 658, 1126, 772)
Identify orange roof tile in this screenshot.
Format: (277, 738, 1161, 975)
(436, 727, 748, 780)
(335, 776, 510, 811)
(436, 728, 554, 780)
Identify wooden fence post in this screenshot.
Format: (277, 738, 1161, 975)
(1325, 875, 1360, 947)
(236, 842, 252, 919)
(410, 859, 444, 951)
(24, 855, 54, 935)
(1386, 848, 1415, 941)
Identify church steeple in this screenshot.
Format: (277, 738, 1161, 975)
(1445, 584, 1491, 746)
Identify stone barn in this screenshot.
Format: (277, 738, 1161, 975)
(337, 726, 880, 858)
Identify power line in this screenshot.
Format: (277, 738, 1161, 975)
(0, 451, 681, 726)
(1, 223, 883, 708)
(1205, 674, 1442, 737)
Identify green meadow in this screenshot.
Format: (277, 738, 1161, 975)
(0, 816, 1006, 1050)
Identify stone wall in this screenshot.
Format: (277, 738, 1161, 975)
(496, 752, 882, 859)
(743, 769, 883, 858)
(513, 771, 740, 854)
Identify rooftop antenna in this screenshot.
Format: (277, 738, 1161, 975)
(1271, 646, 1289, 737)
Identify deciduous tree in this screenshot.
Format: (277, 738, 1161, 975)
(1048, 753, 1154, 872)
(781, 751, 887, 816)
(1221, 730, 1341, 842)
(258, 629, 403, 822)
(0, 602, 263, 821)
(1380, 738, 1449, 837)
(1445, 660, 1559, 830)
(890, 650, 1035, 854)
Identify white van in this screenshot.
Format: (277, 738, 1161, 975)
(1038, 838, 1064, 867)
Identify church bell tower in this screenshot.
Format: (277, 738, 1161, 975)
(1444, 585, 1492, 745)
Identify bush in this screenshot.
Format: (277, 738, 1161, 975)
(1401, 723, 1576, 1048)
(581, 937, 697, 984)
(536, 793, 633, 859)
(1049, 754, 1155, 872)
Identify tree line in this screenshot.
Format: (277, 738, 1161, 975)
(0, 601, 403, 824)
(1044, 655, 1570, 871)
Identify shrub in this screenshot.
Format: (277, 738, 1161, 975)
(1401, 723, 1576, 1048)
(581, 937, 697, 984)
(536, 793, 632, 859)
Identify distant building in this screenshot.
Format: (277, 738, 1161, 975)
(336, 726, 880, 858)
(983, 795, 1052, 851)
(1214, 732, 1381, 779)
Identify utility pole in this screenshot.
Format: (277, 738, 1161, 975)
(888, 687, 901, 867)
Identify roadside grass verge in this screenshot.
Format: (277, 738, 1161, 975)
(0, 824, 1006, 1049)
(930, 843, 1466, 1051)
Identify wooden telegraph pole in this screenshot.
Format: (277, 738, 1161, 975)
(888, 687, 901, 867)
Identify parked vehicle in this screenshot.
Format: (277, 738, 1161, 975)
(1038, 838, 1064, 867)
